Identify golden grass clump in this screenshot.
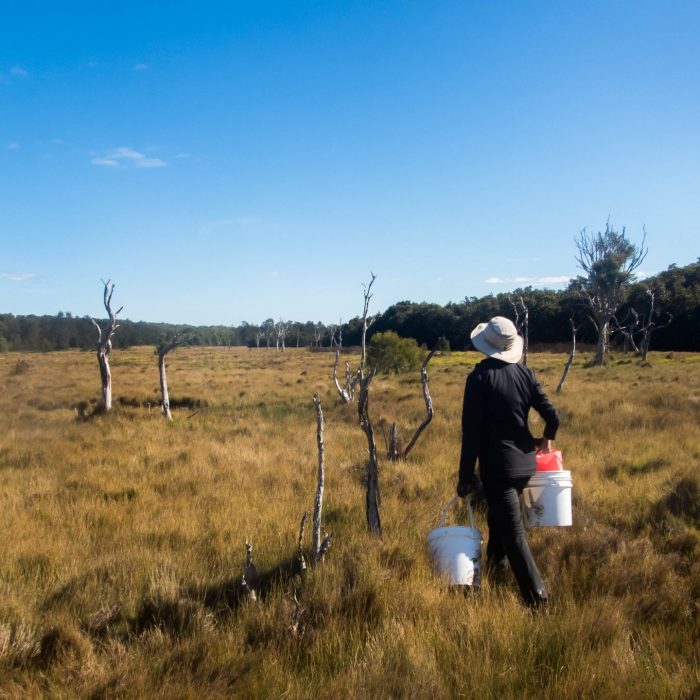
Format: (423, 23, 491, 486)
(0, 346, 698, 698)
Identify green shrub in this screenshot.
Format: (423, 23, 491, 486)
(366, 331, 423, 374)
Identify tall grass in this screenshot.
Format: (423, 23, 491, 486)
(0, 347, 698, 698)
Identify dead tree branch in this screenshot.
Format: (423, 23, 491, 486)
(358, 368, 381, 537)
(359, 272, 377, 378)
(510, 296, 529, 365)
(91, 279, 122, 411)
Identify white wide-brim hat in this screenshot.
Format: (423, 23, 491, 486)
(470, 316, 523, 363)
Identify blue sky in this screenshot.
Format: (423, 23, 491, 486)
(2, 1, 698, 325)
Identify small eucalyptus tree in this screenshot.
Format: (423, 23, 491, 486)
(90, 279, 122, 412)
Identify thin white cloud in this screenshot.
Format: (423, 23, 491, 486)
(1, 272, 35, 281)
(10, 66, 28, 77)
(91, 157, 119, 167)
(485, 275, 572, 286)
(6, 142, 20, 150)
(268, 271, 280, 279)
(91, 147, 167, 169)
(132, 63, 148, 71)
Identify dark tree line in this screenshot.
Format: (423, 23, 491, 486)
(1, 260, 698, 353)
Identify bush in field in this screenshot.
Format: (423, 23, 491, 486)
(366, 331, 423, 374)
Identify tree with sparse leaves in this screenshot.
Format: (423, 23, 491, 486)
(572, 223, 647, 365)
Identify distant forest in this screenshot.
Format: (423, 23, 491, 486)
(2, 261, 698, 353)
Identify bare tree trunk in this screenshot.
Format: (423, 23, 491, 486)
(401, 349, 436, 459)
(157, 336, 182, 420)
(97, 346, 112, 410)
(297, 511, 308, 573)
(556, 319, 577, 394)
(387, 423, 400, 461)
(593, 315, 609, 366)
(159, 353, 171, 420)
(312, 394, 324, 558)
(90, 279, 122, 412)
(358, 369, 381, 537)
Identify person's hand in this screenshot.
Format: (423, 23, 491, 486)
(457, 475, 484, 501)
(536, 437, 553, 453)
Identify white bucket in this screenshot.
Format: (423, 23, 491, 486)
(427, 497, 482, 587)
(522, 470, 573, 527)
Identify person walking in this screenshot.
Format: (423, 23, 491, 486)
(457, 316, 560, 607)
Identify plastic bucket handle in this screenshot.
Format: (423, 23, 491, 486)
(437, 495, 475, 530)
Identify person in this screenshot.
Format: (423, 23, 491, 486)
(457, 316, 560, 608)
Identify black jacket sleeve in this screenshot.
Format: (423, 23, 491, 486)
(530, 370, 560, 440)
(458, 371, 485, 485)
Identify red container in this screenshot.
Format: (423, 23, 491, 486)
(536, 450, 564, 472)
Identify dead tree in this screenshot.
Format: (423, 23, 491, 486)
(90, 279, 122, 412)
(157, 335, 185, 420)
(313, 323, 323, 347)
(639, 289, 672, 362)
(358, 368, 381, 537)
(511, 296, 529, 365)
(332, 273, 376, 404)
(359, 272, 376, 376)
(556, 319, 578, 394)
(275, 320, 288, 352)
(611, 310, 641, 353)
(332, 350, 355, 403)
(311, 394, 331, 563)
(400, 349, 436, 459)
(327, 323, 338, 348)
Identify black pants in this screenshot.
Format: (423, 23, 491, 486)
(484, 476, 548, 607)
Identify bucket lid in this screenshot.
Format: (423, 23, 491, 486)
(528, 470, 573, 485)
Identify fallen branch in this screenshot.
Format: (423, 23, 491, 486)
(401, 349, 436, 459)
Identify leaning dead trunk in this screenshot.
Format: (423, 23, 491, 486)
(358, 369, 381, 537)
(556, 319, 578, 394)
(157, 336, 183, 420)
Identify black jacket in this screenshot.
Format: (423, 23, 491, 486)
(459, 358, 560, 483)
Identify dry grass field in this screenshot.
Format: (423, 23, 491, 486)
(0, 346, 698, 699)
